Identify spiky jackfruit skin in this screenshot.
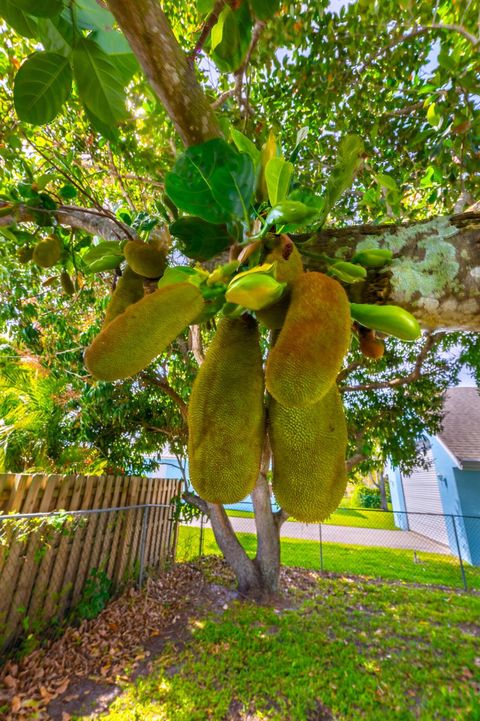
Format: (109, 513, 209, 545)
(32, 236, 62, 268)
(188, 316, 265, 504)
(270, 386, 348, 522)
(256, 235, 303, 329)
(265, 234, 304, 283)
(103, 266, 144, 326)
(265, 272, 351, 408)
(85, 282, 204, 381)
(124, 241, 167, 278)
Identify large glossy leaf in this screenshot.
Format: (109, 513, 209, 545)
(211, 153, 255, 221)
(0, 0, 38, 37)
(165, 139, 255, 223)
(74, 0, 114, 30)
(170, 217, 232, 260)
(230, 128, 260, 166)
(210, 3, 252, 73)
(265, 157, 293, 206)
(14, 52, 72, 125)
(36, 15, 74, 56)
(92, 30, 139, 84)
(249, 0, 280, 20)
(73, 38, 129, 125)
(16, 0, 63, 18)
(84, 106, 119, 142)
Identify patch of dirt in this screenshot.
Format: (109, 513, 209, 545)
(0, 558, 239, 721)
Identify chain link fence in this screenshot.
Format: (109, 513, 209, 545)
(0, 503, 176, 655)
(177, 503, 480, 592)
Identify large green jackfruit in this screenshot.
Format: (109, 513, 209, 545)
(85, 282, 204, 381)
(270, 386, 348, 522)
(188, 316, 265, 504)
(124, 240, 167, 278)
(256, 235, 303, 330)
(32, 236, 62, 268)
(265, 272, 351, 407)
(103, 266, 144, 326)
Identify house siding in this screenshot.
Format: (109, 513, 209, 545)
(398, 447, 450, 547)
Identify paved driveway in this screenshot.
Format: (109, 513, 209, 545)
(187, 516, 452, 556)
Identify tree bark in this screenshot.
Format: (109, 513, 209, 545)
(3, 202, 478, 331)
(251, 439, 281, 597)
(299, 212, 480, 331)
(206, 502, 263, 597)
(106, 0, 221, 146)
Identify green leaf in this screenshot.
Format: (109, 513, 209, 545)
(211, 153, 255, 221)
(0, 0, 38, 37)
(73, 38, 129, 125)
(84, 241, 124, 262)
(210, 3, 252, 72)
(157, 266, 205, 289)
(426, 102, 442, 128)
(170, 217, 232, 260)
(374, 173, 399, 192)
(329, 261, 367, 283)
(197, 0, 215, 16)
(59, 184, 77, 200)
(317, 134, 364, 226)
(166, 139, 254, 224)
(36, 15, 74, 56)
(74, 0, 114, 30)
(92, 30, 139, 84)
(265, 157, 293, 206)
(83, 241, 124, 273)
(84, 106, 119, 142)
(14, 52, 72, 125)
(15, 0, 63, 18)
(248, 0, 280, 21)
(289, 126, 309, 163)
(230, 128, 260, 166)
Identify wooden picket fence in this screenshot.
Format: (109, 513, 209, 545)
(0, 473, 181, 653)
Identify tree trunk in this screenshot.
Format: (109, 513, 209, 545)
(206, 442, 281, 600)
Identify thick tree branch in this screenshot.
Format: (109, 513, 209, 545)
(340, 331, 440, 393)
(346, 453, 367, 472)
(0, 202, 138, 242)
(106, 0, 221, 146)
(189, 326, 205, 365)
(299, 212, 480, 331)
(183, 490, 209, 515)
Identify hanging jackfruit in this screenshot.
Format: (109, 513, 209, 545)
(188, 316, 265, 504)
(103, 266, 144, 326)
(265, 272, 351, 407)
(124, 240, 167, 278)
(270, 386, 348, 522)
(32, 236, 62, 268)
(60, 271, 75, 296)
(256, 234, 304, 329)
(85, 282, 204, 381)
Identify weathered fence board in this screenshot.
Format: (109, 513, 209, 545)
(0, 474, 181, 653)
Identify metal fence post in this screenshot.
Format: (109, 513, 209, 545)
(138, 505, 150, 588)
(319, 523, 324, 573)
(451, 514, 467, 591)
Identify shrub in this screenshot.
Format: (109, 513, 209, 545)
(351, 484, 382, 509)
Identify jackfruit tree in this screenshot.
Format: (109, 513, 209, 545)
(0, 0, 479, 597)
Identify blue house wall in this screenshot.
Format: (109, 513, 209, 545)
(388, 437, 480, 565)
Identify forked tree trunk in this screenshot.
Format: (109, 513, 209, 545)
(207, 441, 282, 600)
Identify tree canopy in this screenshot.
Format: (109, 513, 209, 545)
(0, 0, 479, 593)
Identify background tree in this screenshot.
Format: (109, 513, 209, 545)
(0, 0, 479, 597)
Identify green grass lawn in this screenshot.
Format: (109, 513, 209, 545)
(177, 526, 480, 591)
(100, 573, 480, 721)
(225, 506, 397, 530)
